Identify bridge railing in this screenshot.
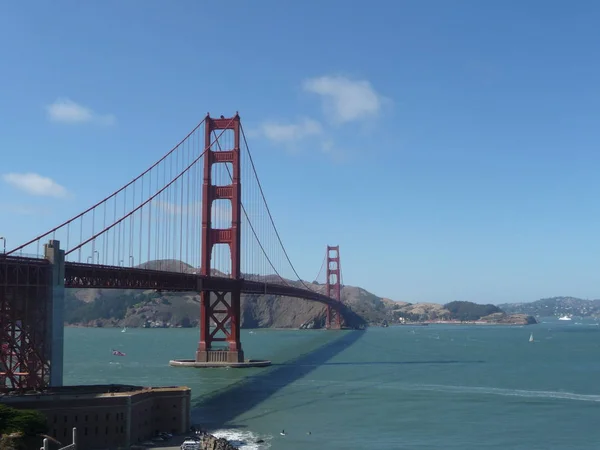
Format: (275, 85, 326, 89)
(40, 427, 76, 450)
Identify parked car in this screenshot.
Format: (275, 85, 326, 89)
(180, 437, 201, 450)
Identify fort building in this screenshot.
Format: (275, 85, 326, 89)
(0, 384, 191, 449)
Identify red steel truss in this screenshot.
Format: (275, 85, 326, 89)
(196, 114, 245, 363)
(63, 262, 348, 307)
(64, 262, 199, 291)
(0, 112, 364, 389)
(325, 246, 343, 329)
(0, 256, 51, 392)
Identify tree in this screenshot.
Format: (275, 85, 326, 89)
(444, 301, 501, 321)
(0, 404, 47, 436)
(0, 405, 47, 450)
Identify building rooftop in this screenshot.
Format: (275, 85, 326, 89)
(0, 384, 190, 401)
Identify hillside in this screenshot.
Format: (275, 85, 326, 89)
(63, 262, 536, 328)
(64, 288, 382, 329)
(387, 300, 535, 325)
(499, 296, 600, 318)
(63, 263, 392, 329)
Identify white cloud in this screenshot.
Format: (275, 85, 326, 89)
(255, 117, 348, 159)
(2, 173, 68, 198)
(302, 75, 386, 124)
(45, 98, 116, 125)
(252, 76, 387, 160)
(258, 118, 322, 143)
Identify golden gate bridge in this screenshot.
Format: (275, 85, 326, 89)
(0, 113, 364, 392)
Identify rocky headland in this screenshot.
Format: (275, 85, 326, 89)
(62, 260, 537, 329)
(200, 433, 239, 450)
(499, 296, 600, 318)
(387, 301, 537, 325)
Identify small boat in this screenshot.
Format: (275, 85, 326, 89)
(529, 333, 534, 342)
(121, 327, 127, 333)
(558, 315, 572, 321)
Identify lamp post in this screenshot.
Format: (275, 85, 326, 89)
(0, 237, 5, 254)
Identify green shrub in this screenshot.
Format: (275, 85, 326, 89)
(0, 404, 47, 436)
(444, 301, 501, 321)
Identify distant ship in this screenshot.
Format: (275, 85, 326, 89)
(558, 315, 572, 321)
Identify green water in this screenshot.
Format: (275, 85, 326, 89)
(64, 319, 600, 449)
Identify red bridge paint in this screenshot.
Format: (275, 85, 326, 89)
(0, 112, 357, 391)
(197, 114, 244, 363)
(326, 246, 342, 329)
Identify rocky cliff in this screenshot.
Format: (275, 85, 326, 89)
(62, 260, 536, 328)
(200, 434, 239, 450)
(64, 282, 389, 329)
(478, 312, 537, 325)
(64, 285, 536, 329)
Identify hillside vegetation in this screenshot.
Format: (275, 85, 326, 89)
(388, 300, 529, 323)
(61, 259, 537, 328)
(63, 281, 386, 329)
(499, 296, 600, 317)
(0, 404, 48, 450)
(444, 301, 501, 321)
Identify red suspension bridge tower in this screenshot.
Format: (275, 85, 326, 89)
(325, 245, 343, 329)
(196, 114, 244, 364)
(1, 111, 363, 387)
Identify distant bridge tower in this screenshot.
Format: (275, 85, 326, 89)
(325, 245, 342, 329)
(196, 113, 244, 363)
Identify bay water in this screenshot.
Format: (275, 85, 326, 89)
(64, 319, 600, 449)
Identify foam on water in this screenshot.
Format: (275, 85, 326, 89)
(211, 428, 272, 449)
(271, 378, 600, 403)
(63, 324, 600, 449)
(410, 383, 600, 402)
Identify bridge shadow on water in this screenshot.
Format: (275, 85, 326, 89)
(191, 330, 486, 429)
(192, 330, 364, 428)
(294, 359, 486, 366)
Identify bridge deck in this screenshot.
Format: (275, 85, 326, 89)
(1, 257, 360, 325)
(64, 262, 339, 306)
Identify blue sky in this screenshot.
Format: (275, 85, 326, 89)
(1, 1, 600, 304)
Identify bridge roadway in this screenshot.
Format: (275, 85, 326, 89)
(1, 256, 363, 327)
(1, 257, 349, 311)
(64, 262, 341, 306)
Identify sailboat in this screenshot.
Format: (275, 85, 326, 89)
(529, 333, 534, 342)
(121, 327, 127, 333)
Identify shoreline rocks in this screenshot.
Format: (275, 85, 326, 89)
(200, 433, 239, 450)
